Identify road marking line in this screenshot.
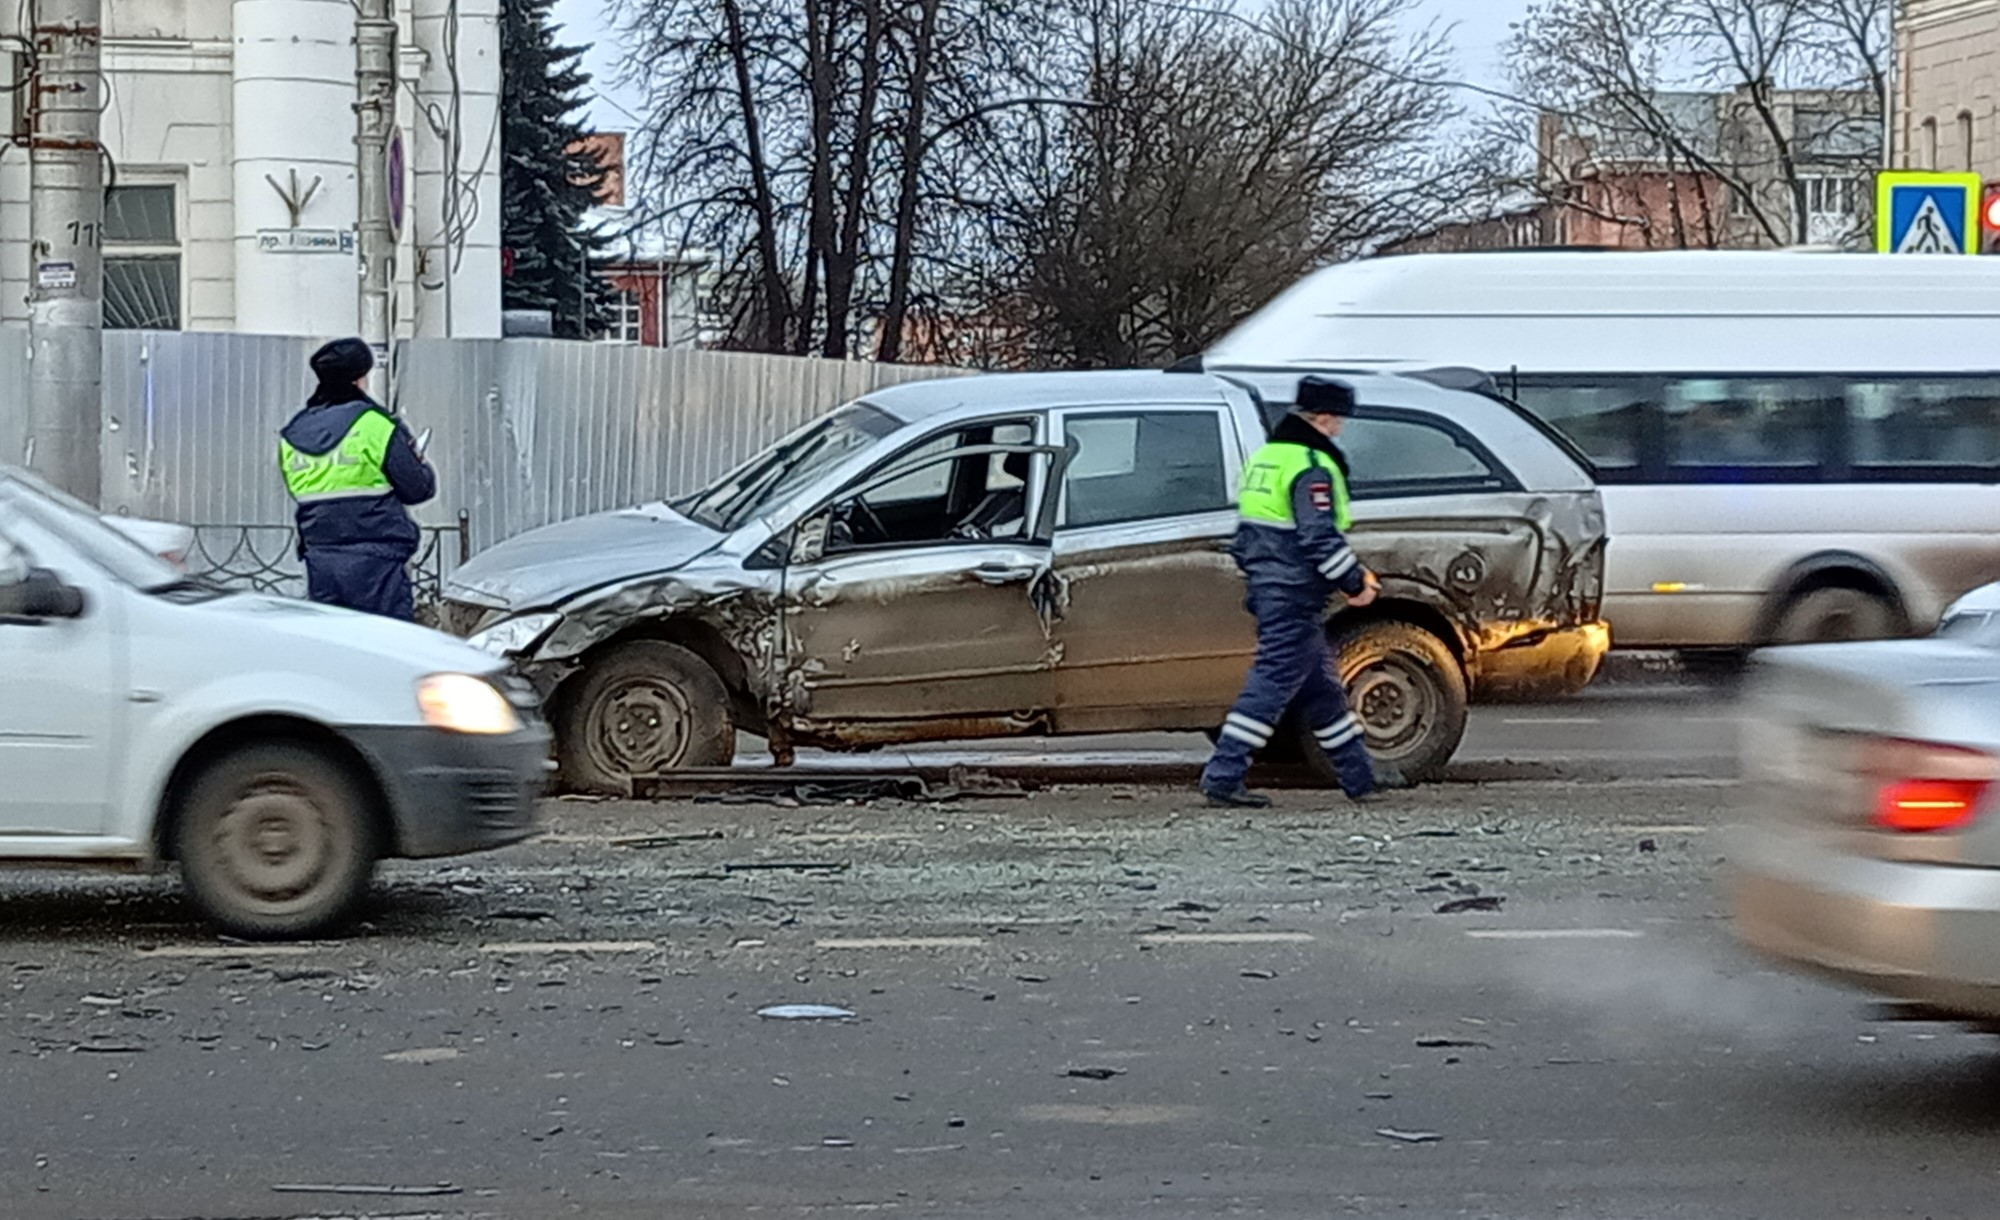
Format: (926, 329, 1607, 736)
(1500, 717, 1602, 725)
(479, 940, 656, 955)
(815, 936, 986, 949)
(135, 945, 324, 959)
(1138, 932, 1315, 945)
(1465, 929, 1645, 941)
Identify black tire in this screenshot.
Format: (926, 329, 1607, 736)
(174, 742, 380, 940)
(557, 640, 735, 794)
(1770, 587, 1899, 644)
(1299, 620, 1468, 786)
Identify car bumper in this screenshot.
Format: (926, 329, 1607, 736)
(347, 725, 554, 859)
(1728, 824, 2000, 1019)
(1472, 619, 1610, 700)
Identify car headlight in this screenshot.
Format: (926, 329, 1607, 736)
(417, 673, 521, 735)
(467, 611, 561, 658)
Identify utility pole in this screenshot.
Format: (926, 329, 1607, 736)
(24, 0, 104, 504)
(354, 0, 396, 360)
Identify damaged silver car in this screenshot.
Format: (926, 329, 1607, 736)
(442, 368, 1609, 793)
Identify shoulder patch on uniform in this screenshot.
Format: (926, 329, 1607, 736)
(1309, 483, 1332, 512)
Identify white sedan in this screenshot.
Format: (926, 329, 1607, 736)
(0, 467, 549, 938)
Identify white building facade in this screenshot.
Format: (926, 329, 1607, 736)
(1897, 0, 2000, 179)
(1, 0, 503, 339)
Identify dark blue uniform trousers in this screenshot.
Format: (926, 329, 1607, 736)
(305, 547, 416, 622)
(1202, 585, 1376, 797)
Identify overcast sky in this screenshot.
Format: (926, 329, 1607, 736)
(550, 0, 1535, 131)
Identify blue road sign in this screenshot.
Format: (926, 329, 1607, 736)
(1876, 172, 1981, 254)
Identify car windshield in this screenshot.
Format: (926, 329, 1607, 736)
(677, 402, 903, 533)
(1, 470, 184, 591)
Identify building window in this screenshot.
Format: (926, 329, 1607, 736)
(1803, 175, 1860, 218)
(1801, 175, 1864, 245)
(1922, 117, 1940, 170)
(607, 289, 643, 344)
(1962, 111, 1977, 171)
(102, 184, 181, 330)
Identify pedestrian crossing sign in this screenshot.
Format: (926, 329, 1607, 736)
(1876, 172, 1981, 254)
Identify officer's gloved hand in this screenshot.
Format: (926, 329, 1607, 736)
(1346, 571, 1381, 608)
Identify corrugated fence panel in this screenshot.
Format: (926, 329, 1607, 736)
(1, 326, 966, 567)
(99, 331, 319, 525)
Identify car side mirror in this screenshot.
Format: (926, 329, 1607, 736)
(3, 569, 87, 620)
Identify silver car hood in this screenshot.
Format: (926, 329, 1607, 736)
(446, 502, 726, 612)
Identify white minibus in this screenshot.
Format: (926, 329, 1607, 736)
(1204, 250, 2000, 649)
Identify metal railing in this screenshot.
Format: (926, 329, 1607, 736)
(185, 511, 473, 625)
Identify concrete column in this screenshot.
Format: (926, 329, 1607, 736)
(231, 0, 358, 336)
(411, 0, 501, 338)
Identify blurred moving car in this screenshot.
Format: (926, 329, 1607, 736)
(1731, 579, 2000, 1019)
(0, 467, 549, 939)
(443, 368, 1608, 794)
(101, 515, 194, 571)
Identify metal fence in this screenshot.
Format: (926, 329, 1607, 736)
(180, 519, 472, 621)
(1, 327, 960, 585)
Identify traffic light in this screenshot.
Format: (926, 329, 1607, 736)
(1983, 188, 2000, 253)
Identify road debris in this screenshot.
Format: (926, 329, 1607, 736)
(613, 830, 727, 849)
(757, 1004, 856, 1021)
(271, 1183, 463, 1197)
(941, 766, 1028, 798)
(724, 860, 850, 874)
(1375, 1128, 1442, 1144)
(383, 1047, 461, 1064)
(1415, 1036, 1493, 1049)
(1063, 1066, 1126, 1081)
(1240, 968, 1278, 980)
(1435, 896, 1504, 915)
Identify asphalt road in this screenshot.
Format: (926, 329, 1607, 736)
(13, 682, 1993, 1220)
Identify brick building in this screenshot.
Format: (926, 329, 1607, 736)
(1391, 87, 1878, 254)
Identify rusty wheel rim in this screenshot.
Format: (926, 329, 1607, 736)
(590, 675, 695, 781)
(209, 774, 341, 907)
(1353, 659, 1436, 759)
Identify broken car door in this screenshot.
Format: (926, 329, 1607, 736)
(778, 419, 1067, 742)
(1047, 405, 1255, 733)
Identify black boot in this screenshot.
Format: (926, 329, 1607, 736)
(1204, 786, 1273, 809)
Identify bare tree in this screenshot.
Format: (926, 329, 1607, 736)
(976, 0, 1472, 369)
(1503, 0, 1885, 249)
(613, 0, 1057, 357)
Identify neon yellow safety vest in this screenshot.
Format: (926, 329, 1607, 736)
(280, 410, 397, 504)
(1237, 441, 1352, 532)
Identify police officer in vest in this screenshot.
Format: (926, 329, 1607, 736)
(1201, 375, 1393, 808)
(279, 338, 436, 620)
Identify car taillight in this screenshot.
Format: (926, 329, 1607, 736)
(1864, 739, 2000, 833)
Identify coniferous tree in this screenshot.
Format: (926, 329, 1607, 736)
(500, 0, 613, 338)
